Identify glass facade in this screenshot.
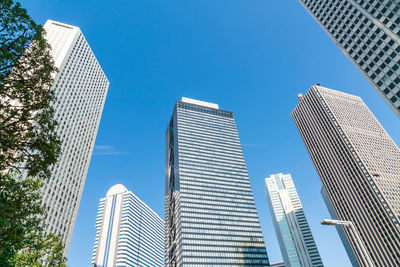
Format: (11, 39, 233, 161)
(265, 173, 323, 267)
(165, 98, 269, 266)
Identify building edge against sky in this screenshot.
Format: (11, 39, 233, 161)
(265, 173, 323, 267)
(165, 97, 269, 266)
(291, 84, 400, 266)
(321, 187, 359, 267)
(297, 0, 400, 118)
(91, 184, 164, 266)
(41, 19, 109, 255)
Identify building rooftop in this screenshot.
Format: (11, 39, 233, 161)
(181, 97, 219, 109)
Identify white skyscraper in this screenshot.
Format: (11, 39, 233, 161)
(265, 173, 323, 267)
(40, 20, 109, 253)
(91, 184, 164, 267)
(292, 85, 400, 266)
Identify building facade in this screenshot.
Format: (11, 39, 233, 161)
(91, 184, 164, 266)
(41, 20, 109, 253)
(165, 97, 269, 266)
(292, 85, 400, 266)
(265, 173, 323, 267)
(298, 0, 400, 118)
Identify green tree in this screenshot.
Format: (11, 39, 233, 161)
(0, 173, 66, 266)
(0, 0, 65, 265)
(0, 0, 60, 179)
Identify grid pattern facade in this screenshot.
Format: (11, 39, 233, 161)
(165, 98, 269, 266)
(40, 20, 109, 253)
(291, 85, 400, 266)
(265, 173, 323, 267)
(91, 184, 164, 266)
(299, 0, 400, 118)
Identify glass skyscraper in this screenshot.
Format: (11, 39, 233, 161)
(91, 184, 164, 266)
(265, 173, 323, 267)
(165, 97, 269, 266)
(298, 0, 400, 118)
(41, 20, 109, 253)
(292, 84, 400, 266)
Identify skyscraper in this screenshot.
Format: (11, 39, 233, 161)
(265, 173, 323, 267)
(298, 0, 400, 118)
(292, 85, 400, 266)
(40, 20, 109, 253)
(91, 184, 164, 267)
(165, 97, 269, 266)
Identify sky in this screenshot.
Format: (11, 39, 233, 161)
(21, 0, 400, 266)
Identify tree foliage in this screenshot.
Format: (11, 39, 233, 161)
(0, 0, 60, 179)
(0, 173, 66, 266)
(0, 0, 65, 265)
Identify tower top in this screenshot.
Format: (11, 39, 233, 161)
(181, 97, 219, 109)
(106, 184, 128, 196)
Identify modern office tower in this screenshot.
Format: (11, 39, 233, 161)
(40, 19, 109, 253)
(270, 263, 285, 267)
(292, 84, 400, 266)
(298, 0, 400, 118)
(265, 173, 323, 267)
(91, 184, 164, 267)
(321, 187, 359, 267)
(165, 97, 269, 266)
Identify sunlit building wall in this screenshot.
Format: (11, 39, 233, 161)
(41, 19, 109, 254)
(91, 184, 164, 266)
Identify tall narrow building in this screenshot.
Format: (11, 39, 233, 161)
(298, 0, 400, 118)
(265, 173, 323, 267)
(291, 85, 400, 266)
(165, 97, 269, 266)
(41, 20, 109, 253)
(91, 184, 164, 267)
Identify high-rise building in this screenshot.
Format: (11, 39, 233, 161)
(40, 20, 109, 253)
(165, 97, 269, 266)
(265, 173, 323, 267)
(291, 84, 400, 266)
(298, 0, 400, 118)
(91, 184, 164, 267)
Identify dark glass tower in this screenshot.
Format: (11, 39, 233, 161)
(165, 97, 269, 266)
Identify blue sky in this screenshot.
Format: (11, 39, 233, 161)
(21, 0, 400, 266)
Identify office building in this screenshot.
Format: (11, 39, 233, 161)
(298, 0, 400, 118)
(91, 184, 164, 266)
(292, 84, 400, 266)
(270, 263, 285, 267)
(265, 173, 323, 267)
(40, 20, 109, 253)
(165, 97, 269, 266)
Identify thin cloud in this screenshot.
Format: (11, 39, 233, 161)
(93, 145, 129, 156)
(94, 145, 113, 150)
